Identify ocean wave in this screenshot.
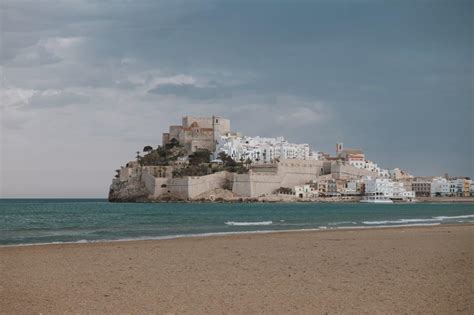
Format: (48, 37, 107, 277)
(362, 218, 439, 225)
(362, 214, 474, 225)
(225, 221, 273, 226)
(327, 221, 358, 226)
(0, 223, 445, 247)
(432, 214, 474, 220)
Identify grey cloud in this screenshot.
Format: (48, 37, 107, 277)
(26, 91, 90, 109)
(148, 83, 231, 100)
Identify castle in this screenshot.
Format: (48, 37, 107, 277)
(162, 116, 231, 153)
(109, 116, 383, 201)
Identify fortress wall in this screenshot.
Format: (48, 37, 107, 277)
(232, 173, 253, 197)
(249, 173, 284, 197)
(331, 162, 378, 179)
(233, 172, 283, 197)
(278, 159, 325, 187)
(159, 172, 233, 200)
(142, 170, 156, 194)
(186, 171, 234, 199)
(322, 161, 332, 174)
(143, 166, 173, 178)
(165, 177, 189, 199)
(142, 171, 170, 197)
(233, 160, 328, 197)
(153, 178, 170, 196)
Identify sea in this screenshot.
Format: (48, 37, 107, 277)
(0, 199, 473, 246)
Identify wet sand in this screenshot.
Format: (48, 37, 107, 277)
(1, 225, 473, 314)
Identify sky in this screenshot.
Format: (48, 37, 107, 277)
(1, 0, 472, 198)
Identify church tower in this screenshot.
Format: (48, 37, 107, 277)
(336, 142, 343, 156)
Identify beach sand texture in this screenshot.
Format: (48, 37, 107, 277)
(1, 225, 473, 314)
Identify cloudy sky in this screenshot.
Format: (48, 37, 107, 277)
(1, 0, 472, 197)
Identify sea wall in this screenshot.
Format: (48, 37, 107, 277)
(186, 171, 234, 199)
(144, 171, 234, 200)
(142, 170, 169, 197)
(233, 172, 283, 197)
(278, 159, 326, 187)
(233, 159, 327, 198)
(111, 158, 380, 201)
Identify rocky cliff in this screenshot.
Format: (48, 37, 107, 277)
(108, 176, 149, 202)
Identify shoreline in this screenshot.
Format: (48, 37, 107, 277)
(2, 224, 472, 314)
(109, 197, 474, 204)
(1, 222, 471, 249)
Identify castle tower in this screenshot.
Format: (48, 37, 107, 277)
(336, 142, 343, 156)
(212, 115, 231, 144)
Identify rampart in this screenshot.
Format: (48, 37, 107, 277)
(143, 170, 234, 200)
(113, 158, 383, 201)
(330, 162, 378, 179)
(233, 159, 327, 197)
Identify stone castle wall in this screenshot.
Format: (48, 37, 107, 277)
(144, 171, 234, 200)
(114, 158, 383, 201)
(233, 172, 283, 197)
(232, 159, 328, 197)
(330, 162, 378, 179)
(186, 171, 234, 199)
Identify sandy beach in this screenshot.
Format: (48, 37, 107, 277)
(1, 225, 472, 314)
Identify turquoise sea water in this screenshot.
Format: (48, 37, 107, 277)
(0, 199, 473, 246)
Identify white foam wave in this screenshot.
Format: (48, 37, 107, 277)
(362, 214, 474, 225)
(432, 214, 474, 220)
(225, 221, 273, 226)
(362, 218, 439, 225)
(328, 221, 358, 226)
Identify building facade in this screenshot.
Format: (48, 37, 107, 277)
(412, 181, 432, 197)
(214, 134, 315, 163)
(364, 177, 394, 197)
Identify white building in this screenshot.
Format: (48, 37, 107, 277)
(452, 178, 472, 197)
(294, 185, 316, 198)
(364, 177, 394, 198)
(347, 158, 389, 178)
(392, 182, 415, 200)
(363, 176, 413, 200)
(214, 134, 314, 163)
(346, 179, 363, 195)
(431, 177, 456, 196)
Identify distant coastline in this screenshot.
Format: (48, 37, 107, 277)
(108, 196, 474, 204)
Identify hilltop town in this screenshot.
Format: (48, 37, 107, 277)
(109, 116, 473, 202)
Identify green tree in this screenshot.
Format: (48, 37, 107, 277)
(189, 149, 211, 166)
(217, 151, 229, 162)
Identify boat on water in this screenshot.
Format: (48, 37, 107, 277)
(360, 195, 394, 204)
